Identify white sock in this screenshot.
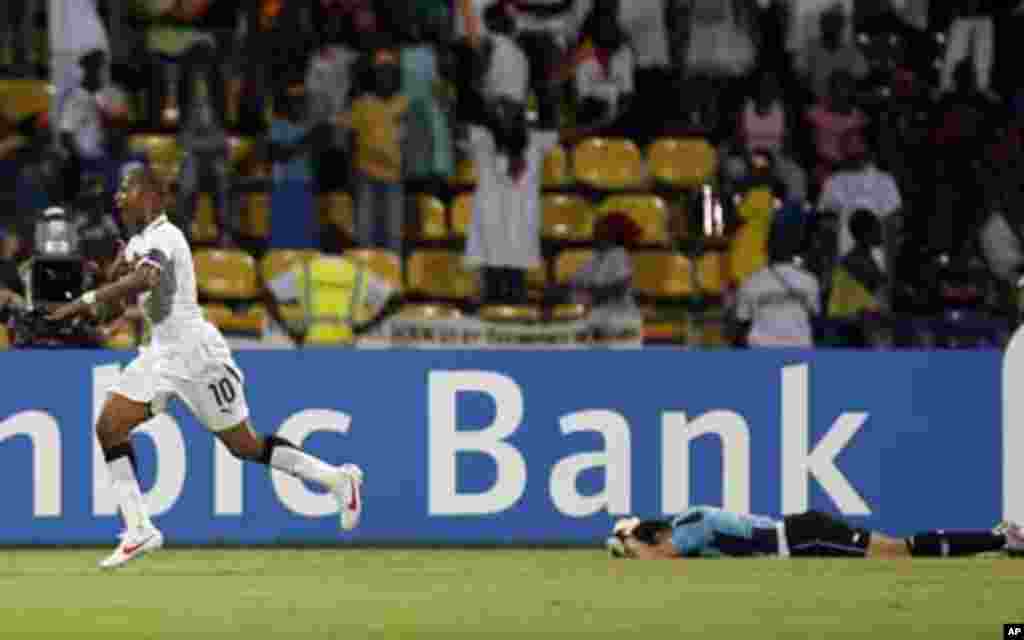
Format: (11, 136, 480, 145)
(270, 446, 337, 488)
(107, 456, 153, 532)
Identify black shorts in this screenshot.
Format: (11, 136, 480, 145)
(783, 511, 871, 557)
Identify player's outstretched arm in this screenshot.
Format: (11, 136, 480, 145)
(47, 263, 160, 322)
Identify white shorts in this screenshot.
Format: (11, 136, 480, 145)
(110, 335, 250, 432)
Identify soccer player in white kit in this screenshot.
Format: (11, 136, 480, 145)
(49, 166, 364, 569)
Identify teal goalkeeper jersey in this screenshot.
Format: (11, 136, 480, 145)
(670, 506, 782, 557)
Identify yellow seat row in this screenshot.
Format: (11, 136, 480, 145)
(191, 247, 729, 312)
(417, 192, 676, 246)
(450, 137, 717, 192)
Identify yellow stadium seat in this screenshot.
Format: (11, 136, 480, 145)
(451, 193, 473, 238)
(543, 143, 572, 188)
(407, 250, 479, 300)
(398, 303, 463, 320)
(0, 324, 9, 349)
(479, 305, 541, 323)
(204, 303, 265, 334)
(104, 325, 139, 350)
(128, 134, 182, 166)
(648, 138, 718, 189)
(259, 249, 319, 283)
(597, 194, 670, 246)
(417, 194, 448, 241)
(632, 251, 694, 298)
(451, 157, 478, 188)
(696, 251, 727, 296)
(552, 303, 586, 322)
(0, 79, 50, 120)
(344, 248, 404, 292)
(240, 192, 270, 240)
(554, 249, 594, 284)
(190, 193, 219, 244)
(527, 262, 548, 291)
(542, 194, 593, 242)
(194, 249, 260, 300)
(572, 137, 646, 191)
(321, 192, 355, 237)
(227, 136, 254, 168)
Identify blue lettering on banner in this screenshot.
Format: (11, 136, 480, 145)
(0, 347, 1016, 545)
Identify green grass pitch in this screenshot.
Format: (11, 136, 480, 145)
(1, 549, 1022, 638)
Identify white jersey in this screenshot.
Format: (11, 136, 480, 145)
(123, 214, 211, 349)
(736, 263, 821, 347)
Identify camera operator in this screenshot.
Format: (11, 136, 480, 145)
(1, 206, 119, 348)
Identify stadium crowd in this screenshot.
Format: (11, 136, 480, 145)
(1, 0, 1024, 348)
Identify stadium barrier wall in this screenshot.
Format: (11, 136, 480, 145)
(1, 343, 1023, 545)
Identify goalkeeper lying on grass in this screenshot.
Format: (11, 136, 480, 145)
(608, 506, 1024, 559)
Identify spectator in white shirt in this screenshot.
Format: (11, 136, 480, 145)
(59, 49, 129, 202)
(817, 133, 902, 258)
(735, 222, 821, 347)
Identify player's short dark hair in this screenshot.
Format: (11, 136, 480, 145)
(123, 164, 165, 198)
(632, 520, 672, 545)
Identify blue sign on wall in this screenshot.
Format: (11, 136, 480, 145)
(0, 349, 1011, 545)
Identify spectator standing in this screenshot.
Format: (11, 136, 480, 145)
(805, 69, 867, 186)
(269, 85, 316, 247)
(734, 220, 821, 347)
(566, 212, 641, 337)
(458, 0, 546, 304)
(177, 96, 232, 245)
(827, 209, 888, 346)
(337, 46, 409, 254)
(401, 16, 455, 194)
(940, 0, 999, 96)
(817, 133, 902, 260)
(735, 70, 807, 203)
(305, 8, 360, 195)
(566, 2, 633, 140)
(515, 0, 580, 130)
(803, 5, 867, 100)
(58, 49, 129, 203)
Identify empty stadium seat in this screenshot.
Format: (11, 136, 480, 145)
(189, 194, 219, 245)
(0, 324, 9, 349)
(647, 138, 717, 189)
(104, 324, 138, 350)
(227, 136, 254, 168)
(259, 249, 319, 283)
(321, 192, 355, 237)
(407, 250, 479, 300)
(344, 248, 404, 292)
(204, 303, 266, 334)
(527, 262, 548, 293)
(597, 194, 670, 246)
(417, 195, 448, 241)
(128, 134, 182, 166)
(451, 193, 473, 238)
(696, 251, 727, 296)
(542, 194, 593, 242)
(398, 303, 463, 320)
(479, 305, 541, 323)
(632, 251, 694, 298)
(543, 143, 572, 188)
(572, 138, 646, 191)
(0, 79, 50, 121)
(552, 303, 586, 322)
(451, 157, 478, 188)
(240, 192, 270, 240)
(555, 249, 594, 284)
(194, 249, 260, 300)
